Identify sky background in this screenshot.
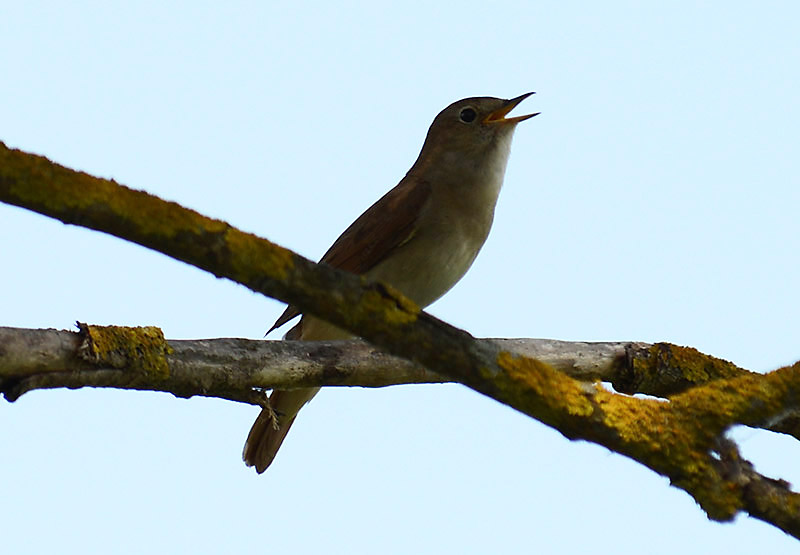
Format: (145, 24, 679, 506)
(2, 1, 800, 553)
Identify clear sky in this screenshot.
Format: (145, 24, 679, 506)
(2, 2, 800, 553)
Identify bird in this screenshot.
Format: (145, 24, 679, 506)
(243, 93, 538, 473)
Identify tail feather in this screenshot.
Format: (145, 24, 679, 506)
(242, 408, 296, 473)
(242, 387, 320, 473)
(244, 316, 344, 473)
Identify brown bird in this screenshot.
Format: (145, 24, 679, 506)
(243, 93, 538, 473)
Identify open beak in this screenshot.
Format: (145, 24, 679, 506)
(484, 92, 540, 124)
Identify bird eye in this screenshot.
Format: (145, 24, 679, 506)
(459, 107, 477, 123)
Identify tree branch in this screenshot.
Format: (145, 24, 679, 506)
(0, 325, 641, 400)
(2, 141, 800, 538)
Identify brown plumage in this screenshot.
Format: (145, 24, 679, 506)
(243, 94, 537, 473)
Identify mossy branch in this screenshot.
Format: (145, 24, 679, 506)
(2, 141, 800, 538)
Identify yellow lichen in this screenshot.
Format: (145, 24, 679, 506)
(671, 362, 796, 432)
(81, 324, 171, 380)
(362, 283, 420, 326)
(496, 351, 593, 417)
(225, 227, 294, 283)
(0, 144, 227, 239)
(632, 343, 747, 393)
(495, 348, 746, 520)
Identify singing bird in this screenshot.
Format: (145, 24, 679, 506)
(243, 93, 538, 473)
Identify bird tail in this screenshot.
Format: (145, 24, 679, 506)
(242, 387, 320, 473)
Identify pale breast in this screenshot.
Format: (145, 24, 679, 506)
(364, 199, 493, 309)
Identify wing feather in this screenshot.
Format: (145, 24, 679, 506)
(267, 176, 431, 334)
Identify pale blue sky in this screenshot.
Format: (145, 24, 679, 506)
(2, 2, 800, 553)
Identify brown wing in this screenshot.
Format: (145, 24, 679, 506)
(267, 175, 432, 335)
(320, 175, 432, 272)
